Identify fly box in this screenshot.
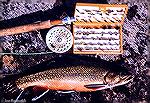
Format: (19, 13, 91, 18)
(73, 3, 128, 54)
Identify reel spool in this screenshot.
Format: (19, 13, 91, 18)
(46, 26, 73, 53)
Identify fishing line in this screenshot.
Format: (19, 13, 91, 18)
(32, 89, 50, 101)
(57, 90, 75, 94)
(0, 52, 53, 55)
(14, 89, 25, 103)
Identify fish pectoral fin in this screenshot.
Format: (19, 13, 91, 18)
(84, 84, 107, 89)
(57, 90, 75, 94)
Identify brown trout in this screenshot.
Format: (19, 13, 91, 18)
(14, 56, 133, 92)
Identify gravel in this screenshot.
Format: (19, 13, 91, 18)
(0, 0, 150, 103)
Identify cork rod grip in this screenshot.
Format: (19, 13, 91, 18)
(0, 20, 62, 37)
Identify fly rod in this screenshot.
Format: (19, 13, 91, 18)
(0, 17, 75, 37)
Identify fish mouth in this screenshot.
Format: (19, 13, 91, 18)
(111, 75, 134, 88)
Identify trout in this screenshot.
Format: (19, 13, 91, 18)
(13, 56, 133, 92)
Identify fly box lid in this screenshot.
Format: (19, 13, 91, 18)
(73, 3, 128, 54)
(74, 3, 128, 25)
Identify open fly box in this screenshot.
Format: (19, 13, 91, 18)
(73, 3, 128, 54)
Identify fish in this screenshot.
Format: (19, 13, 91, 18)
(15, 65, 132, 92)
(1, 55, 133, 102)
(11, 55, 133, 92)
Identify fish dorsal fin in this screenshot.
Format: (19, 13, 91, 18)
(84, 84, 107, 89)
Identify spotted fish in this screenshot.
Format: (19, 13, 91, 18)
(12, 55, 133, 92)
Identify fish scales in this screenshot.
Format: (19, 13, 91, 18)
(1, 55, 133, 96)
(13, 55, 133, 92)
(15, 65, 108, 91)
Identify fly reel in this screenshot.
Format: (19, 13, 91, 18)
(46, 26, 73, 53)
